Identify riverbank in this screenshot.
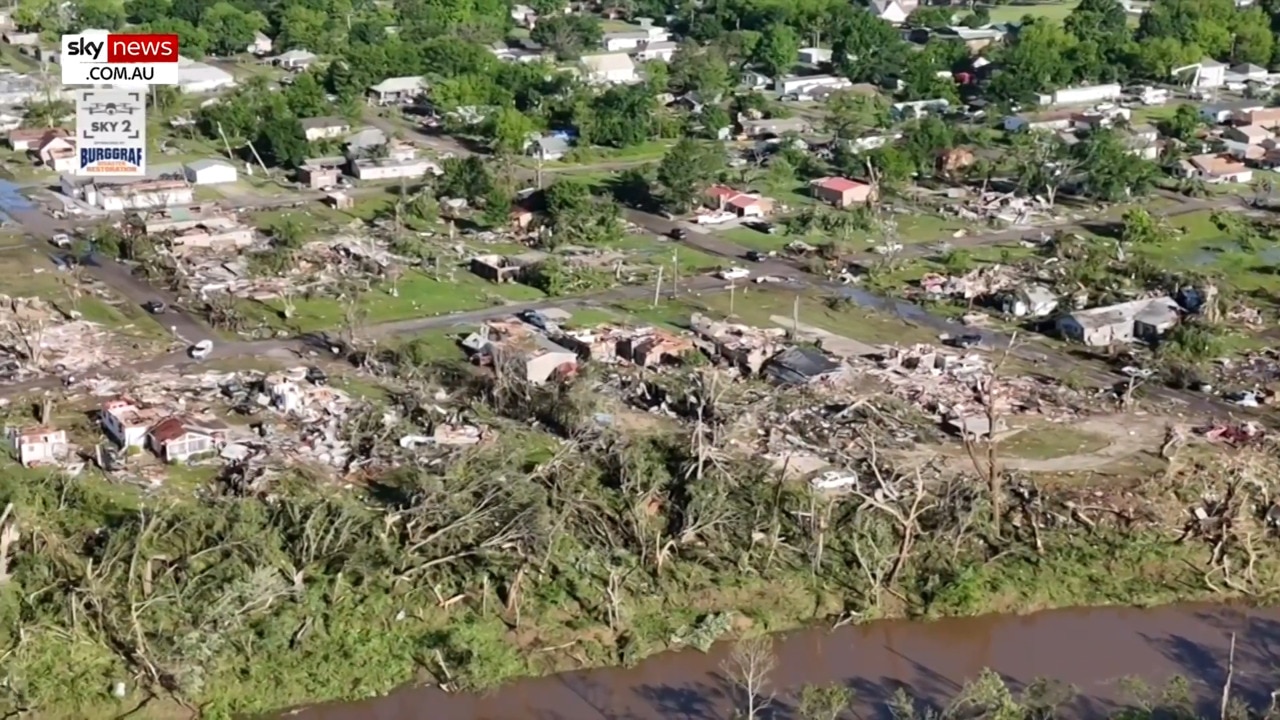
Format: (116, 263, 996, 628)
(4, 432, 1276, 719)
(288, 602, 1280, 720)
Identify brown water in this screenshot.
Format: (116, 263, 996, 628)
(289, 604, 1280, 720)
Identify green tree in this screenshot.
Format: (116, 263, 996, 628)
(201, 2, 265, 56)
(1230, 8, 1273, 65)
(544, 179, 622, 245)
(284, 72, 329, 118)
(831, 8, 910, 84)
(144, 18, 210, 58)
(1076, 129, 1159, 201)
(531, 14, 602, 60)
(668, 44, 732, 100)
(256, 116, 308, 168)
(13, 0, 52, 30)
(277, 5, 330, 53)
(655, 138, 725, 212)
(576, 85, 655, 148)
(73, 0, 126, 30)
(823, 91, 890, 141)
(484, 107, 538, 155)
(125, 0, 170, 23)
(906, 6, 953, 28)
(797, 683, 855, 720)
(437, 155, 494, 201)
(753, 23, 800, 79)
(1159, 103, 1204, 142)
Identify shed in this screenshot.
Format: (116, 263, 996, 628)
(183, 158, 237, 185)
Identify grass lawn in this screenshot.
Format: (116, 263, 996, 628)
(716, 212, 971, 253)
(1002, 422, 1112, 459)
(0, 249, 169, 341)
(610, 235, 724, 274)
(984, 1, 1079, 23)
(607, 286, 938, 346)
(245, 267, 547, 334)
(540, 141, 675, 168)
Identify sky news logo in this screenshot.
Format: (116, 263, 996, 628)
(61, 33, 180, 86)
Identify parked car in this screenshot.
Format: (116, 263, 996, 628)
(745, 221, 776, 234)
(943, 334, 983, 349)
(306, 366, 328, 386)
(745, 250, 776, 262)
(144, 300, 167, 314)
(668, 228, 688, 240)
(189, 339, 214, 360)
(50, 233, 71, 248)
(718, 267, 751, 281)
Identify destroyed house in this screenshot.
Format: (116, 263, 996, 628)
(298, 157, 345, 189)
(617, 328, 694, 367)
(147, 415, 228, 464)
(478, 320, 578, 384)
(764, 346, 845, 385)
(101, 398, 164, 449)
(8, 425, 67, 467)
(1056, 297, 1180, 346)
(138, 204, 227, 234)
(470, 252, 544, 282)
(690, 313, 786, 374)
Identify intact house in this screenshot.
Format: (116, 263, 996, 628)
(602, 19, 670, 52)
(301, 116, 352, 142)
(270, 49, 317, 71)
(703, 184, 773, 218)
(177, 57, 236, 94)
(1056, 297, 1180, 347)
(37, 134, 76, 172)
(368, 76, 427, 105)
(351, 156, 441, 181)
(633, 40, 677, 63)
(1123, 123, 1161, 160)
(580, 53, 637, 84)
(810, 176, 875, 208)
(298, 156, 345, 189)
(510, 3, 537, 28)
(183, 158, 237, 185)
(9, 127, 67, 152)
(1179, 153, 1253, 184)
(738, 116, 811, 139)
(470, 252, 545, 282)
(776, 74, 851, 100)
(7, 425, 67, 467)
(1237, 107, 1280, 128)
(147, 415, 228, 464)
(527, 134, 571, 161)
(870, 0, 910, 24)
(247, 31, 273, 55)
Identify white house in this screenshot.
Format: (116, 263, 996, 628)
(798, 47, 832, 65)
(870, 0, 910, 24)
(602, 21, 669, 52)
(300, 116, 352, 141)
(776, 74, 851, 99)
(8, 426, 67, 467)
(1194, 58, 1227, 89)
(247, 31, 273, 55)
(273, 49, 317, 71)
(351, 157, 442, 181)
(368, 76, 428, 105)
(580, 53, 637, 84)
(101, 398, 162, 449)
(38, 135, 76, 173)
(67, 178, 195, 212)
(183, 158, 237, 185)
(147, 416, 226, 464)
(633, 41, 678, 62)
(1180, 153, 1253, 184)
(177, 57, 236, 94)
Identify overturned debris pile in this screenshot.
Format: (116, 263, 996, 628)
(0, 296, 138, 380)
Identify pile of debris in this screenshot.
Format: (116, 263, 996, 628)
(0, 296, 136, 380)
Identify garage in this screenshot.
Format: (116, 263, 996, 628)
(183, 159, 238, 185)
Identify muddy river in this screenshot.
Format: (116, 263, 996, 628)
(289, 604, 1280, 720)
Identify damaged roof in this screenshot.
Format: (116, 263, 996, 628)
(765, 346, 843, 385)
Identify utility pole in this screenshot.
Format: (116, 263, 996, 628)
(729, 282, 736, 315)
(792, 294, 800, 339)
(652, 265, 663, 307)
(671, 247, 679, 297)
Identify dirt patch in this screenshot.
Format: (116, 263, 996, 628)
(913, 413, 1171, 474)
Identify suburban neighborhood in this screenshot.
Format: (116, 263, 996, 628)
(0, 0, 1278, 717)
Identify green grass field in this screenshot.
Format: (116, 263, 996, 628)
(984, 1, 1079, 23)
